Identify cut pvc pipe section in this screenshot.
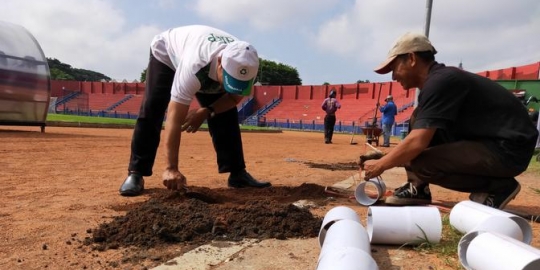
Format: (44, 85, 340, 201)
(318, 219, 371, 262)
(319, 206, 361, 247)
(317, 247, 379, 270)
(367, 206, 442, 245)
(449, 200, 532, 244)
(466, 215, 524, 242)
(355, 177, 386, 206)
(459, 231, 540, 270)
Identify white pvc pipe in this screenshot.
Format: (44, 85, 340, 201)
(459, 231, 540, 270)
(318, 219, 371, 262)
(466, 215, 524, 242)
(367, 206, 442, 245)
(355, 177, 386, 206)
(449, 200, 532, 244)
(317, 247, 379, 270)
(319, 206, 361, 247)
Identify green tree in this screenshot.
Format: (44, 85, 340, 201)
(49, 68, 74, 80)
(47, 58, 111, 81)
(258, 59, 301, 85)
(140, 68, 147, 83)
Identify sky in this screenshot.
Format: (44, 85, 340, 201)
(2, 0, 540, 84)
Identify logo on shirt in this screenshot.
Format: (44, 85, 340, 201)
(207, 33, 235, 44)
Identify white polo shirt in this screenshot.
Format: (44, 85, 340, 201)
(150, 25, 239, 105)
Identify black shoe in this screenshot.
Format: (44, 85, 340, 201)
(119, 173, 144, 196)
(385, 182, 432, 205)
(469, 179, 521, 209)
(228, 170, 272, 188)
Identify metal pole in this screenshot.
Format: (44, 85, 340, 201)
(414, 0, 434, 107)
(424, 0, 433, 37)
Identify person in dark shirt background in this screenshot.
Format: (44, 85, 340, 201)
(321, 89, 341, 144)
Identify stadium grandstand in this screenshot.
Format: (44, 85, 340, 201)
(49, 61, 540, 137)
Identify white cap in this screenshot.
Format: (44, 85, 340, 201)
(221, 41, 259, 96)
(374, 32, 437, 74)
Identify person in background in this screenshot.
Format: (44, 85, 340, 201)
(119, 25, 271, 197)
(361, 32, 538, 209)
(321, 89, 341, 144)
(379, 95, 397, 147)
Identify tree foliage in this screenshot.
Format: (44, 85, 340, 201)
(140, 68, 147, 83)
(257, 59, 301, 85)
(47, 58, 111, 82)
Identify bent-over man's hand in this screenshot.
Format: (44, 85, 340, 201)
(181, 108, 210, 133)
(162, 168, 187, 191)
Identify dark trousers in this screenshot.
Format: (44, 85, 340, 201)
(324, 114, 336, 142)
(406, 140, 524, 193)
(128, 53, 245, 176)
(195, 92, 246, 173)
(405, 108, 524, 193)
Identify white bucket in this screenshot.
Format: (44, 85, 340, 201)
(354, 177, 386, 206)
(317, 247, 379, 270)
(449, 200, 532, 244)
(319, 206, 361, 247)
(367, 206, 442, 245)
(459, 231, 540, 270)
(318, 219, 371, 261)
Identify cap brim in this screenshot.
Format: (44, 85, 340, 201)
(374, 55, 398, 74)
(223, 69, 254, 96)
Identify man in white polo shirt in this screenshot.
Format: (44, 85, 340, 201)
(119, 25, 271, 196)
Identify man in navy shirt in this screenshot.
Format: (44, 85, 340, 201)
(362, 32, 538, 209)
(379, 95, 397, 147)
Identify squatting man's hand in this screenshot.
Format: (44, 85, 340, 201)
(181, 108, 210, 133)
(361, 159, 385, 180)
(162, 168, 187, 191)
(358, 150, 385, 180)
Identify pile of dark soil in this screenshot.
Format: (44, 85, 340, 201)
(89, 183, 331, 251)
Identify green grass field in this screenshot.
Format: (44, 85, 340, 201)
(46, 113, 277, 131)
(47, 114, 137, 125)
(528, 151, 540, 175)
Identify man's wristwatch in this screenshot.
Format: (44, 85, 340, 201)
(205, 105, 216, 119)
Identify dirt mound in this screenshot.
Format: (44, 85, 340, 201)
(89, 183, 330, 252)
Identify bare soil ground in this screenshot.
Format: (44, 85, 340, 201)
(1, 126, 539, 270)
